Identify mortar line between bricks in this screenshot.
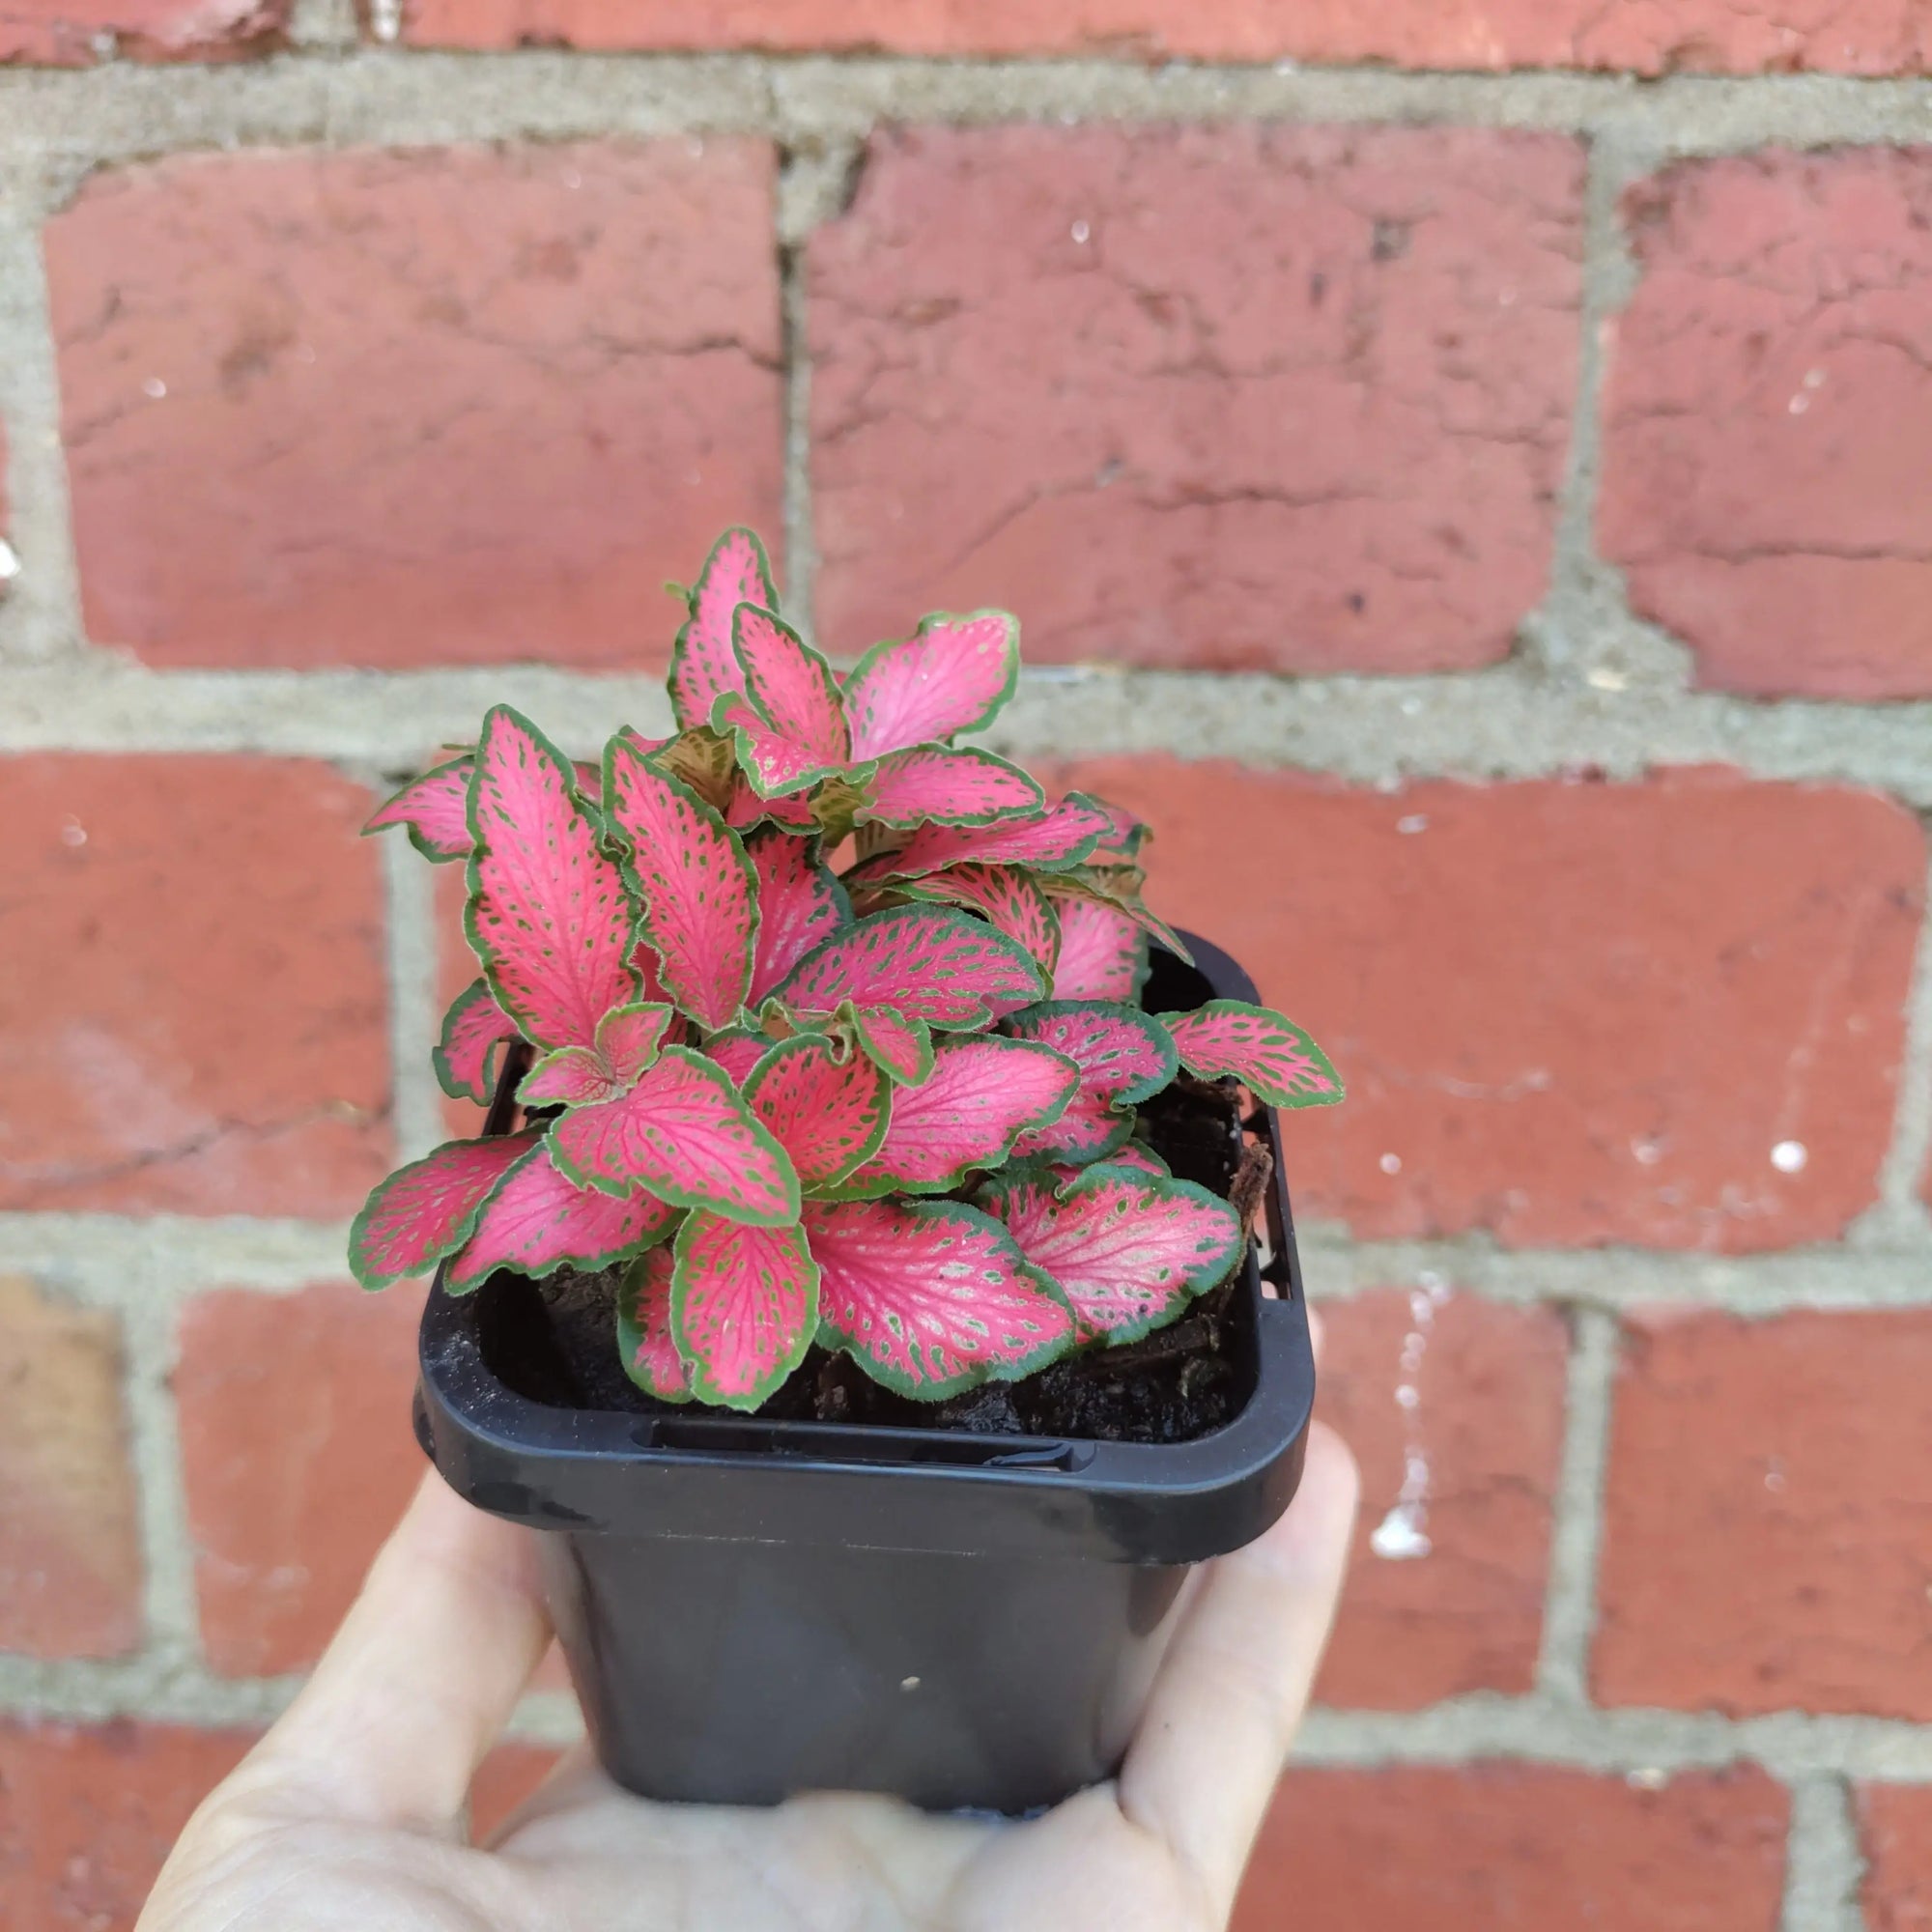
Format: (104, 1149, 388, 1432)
(14, 664, 1932, 805)
(1871, 852, 1932, 1229)
(776, 158, 819, 639)
(380, 824, 446, 1164)
(8, 57, 1932, 164)
(1532, 1306, 1616, 1704)
(1782, 1776, 1868, 1932)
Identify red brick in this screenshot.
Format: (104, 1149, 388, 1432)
(1860, 1785, 1932, 1932)
(1602, 150, 1932, 698)
(0, 0, 283, 64)
(469, 1743, 564, 1842)
(176, 1281, 424, 1676)
(0, 1719, 254, 1932)
(45, 142, 782, 669)
(398, 0, 1932, 74)
(0, 755, 389, 1216)
(1313, 1289, 1566, 1707)
(0, 1275, 142, 1658)
(1234, 1764, 1788, 1932)
(1597, 1309, 1932, 1718)
(1056, 759, 1920, 1250)
(809, 126, 1581, 676)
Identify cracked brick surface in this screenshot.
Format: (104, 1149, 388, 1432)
(1236, 1764, 1789, 1930)
(1313, 1290, 1568, 1709)
(398, 0, 1932, 72)
(0, 0, 286, 64)
(0, 754, 390, 1215)
(1602, 150, 1932, 698)
(1052, 756, 1922, 1251)
(1597, 1310, 1932, 1719)
(808, 126, 1582, 676)
(44, 141, 783, 669)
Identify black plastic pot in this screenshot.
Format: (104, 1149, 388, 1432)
(413, 934, 1316, 1815)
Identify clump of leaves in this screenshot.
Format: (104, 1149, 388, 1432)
(355, 528, 1343, 1410)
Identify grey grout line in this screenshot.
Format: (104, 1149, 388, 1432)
(1533, 1308, 1617, 1704)
(1871, 853, 1932, 1229)
(1783, 1776, 1868, 1932)
(380, 825, 448, 1164)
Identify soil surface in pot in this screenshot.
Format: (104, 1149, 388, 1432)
(483, 1077, 1269, 1445)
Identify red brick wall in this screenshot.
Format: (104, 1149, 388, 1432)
(3, 13, 1931, 1930)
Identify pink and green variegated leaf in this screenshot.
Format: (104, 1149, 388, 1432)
(743, 1034, 891, 1191)
(445, 1140, 675, 1293)
(1050, 897, 1148, 1001)
(520, 1001, 673, 1106)
(348, 1131, 537, 1291)
(550, 1046, 800, 1225)
(671, 1210, 819, 1408)
(747, 829, 850, 1007)
(982, 1163, 1243, 1346)
(842, 610, 1021, 760)
(466, 707, 639, 1051)
(645, 727, 738, 813)
(1158, 1000, 1346, 1109)
(717, 605, 850, 798)
(434, 980, 521, 1104)
(844, 793, 1115, 887)
(725, 777, 816, 832)
(603, 735, 757, 1034)
(1041, 866, 1192, 964)
(1085, 793, 1149, 862)
(806, 1198, 1074, 1400)
(617, 1245, 692, 1403)
(775, 906, 1046, 1031)
(847, 1004, 934, 1087)
(896, 865, 1062, 977)
(1102, 1140, 1171, 1179)
(364, 756, 473, 862)
(855, 747, 1042, 831)
(668, 527, 779, 732)
(704, 1027, 777, 1085)
(820, 1037, 1079, 1201)
(1006, 1002, 1177, 1165)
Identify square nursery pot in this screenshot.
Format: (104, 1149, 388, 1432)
(413, 933, 1317, 1816)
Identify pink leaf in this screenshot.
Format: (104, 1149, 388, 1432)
(704, 1028, 776, 1085)
(725, 777, 816, 832)
(743, 1033, 891, 1191)
(982, 1163, 1243, 1346)
(844, 793, 1115, 887)
(775, 906, 1046, 1030)
(718, 605, 850, 798)
(445, 1140, 675, 1293)
(856, 747, 1042, 830)
(1051, 897, 1147, 1001)
(806, 1198, 1074, 1399)
(747, 829, 849, 1006)
(467, 707, 639, 1051)
(364, 756, 473, 862)
(671, 1211, 819, 1408)
(668, 527, 779, 732)
(520, 1001, 673, 1106)
(434, 980, 520, 1104)
(349, 1131, 537, 1291)
(896, 865, 1061, 975)
(1007, 1002, 1177, 1165)
(842, 611, 1020, 760)
(1085, 792, 1149, 861)
(617, 1245, 692, 1403)
(1040, 867, 1192, 963)
(603, 735, 757, 1033)
(1098, 1141, 1171, 1179)
(1158, 1000, 1345, 1109)
(848, 1005, 934, 1087)
(822, 1036, 1079, 1200)
(550, 1045, 800, 1225)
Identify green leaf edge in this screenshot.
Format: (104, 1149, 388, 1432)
(363, 753, 475, 865)
(744, 1031, 894, 1191)
(615, 1248, 696, 1405)
(715, 602, 853, 801)
(1006, 1000, 1179, 1108)
(842, 607, 1022, 753)
(666, 526, 780, 733)
(853, 747, 1046, 831)
(348, 1129, 540, 1293)
(1154, 999, 1347, 1110)
(433, 978, 514, 1104)
(668, 1212, 822, 1411)
(812, 1197, 1076, 1403)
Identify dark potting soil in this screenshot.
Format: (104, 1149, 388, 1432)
(488, 1075, 1266, 1445)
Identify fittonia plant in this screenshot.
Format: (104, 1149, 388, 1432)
(354, 527, 1343, 1410)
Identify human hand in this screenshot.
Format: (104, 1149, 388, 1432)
(138, 1396, 1355, 1932)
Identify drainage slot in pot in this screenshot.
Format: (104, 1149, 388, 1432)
(639, 1415, 1092, 1471)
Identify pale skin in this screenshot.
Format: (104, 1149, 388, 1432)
(139, 1321, 1357, 1932)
